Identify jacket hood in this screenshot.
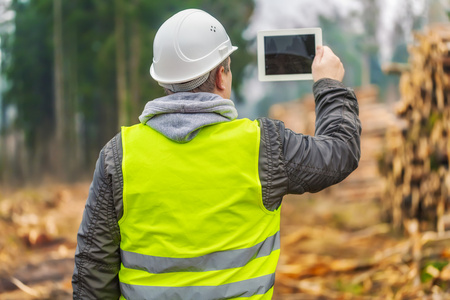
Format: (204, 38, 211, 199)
(138, 92, 238, 143)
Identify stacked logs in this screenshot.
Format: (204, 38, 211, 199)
(379, 24, 450, 232)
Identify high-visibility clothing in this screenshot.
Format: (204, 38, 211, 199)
(119, 119, 281, 300)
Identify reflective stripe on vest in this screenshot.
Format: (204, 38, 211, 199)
(121, 231, 280, 274)
(119, 119, 281, 300)
(120, 274, 275, 300)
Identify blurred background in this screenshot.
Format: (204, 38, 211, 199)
(0, 0, 446, 184)
(0, 0, 450, 299)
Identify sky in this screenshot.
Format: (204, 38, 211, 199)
(245, 0, 363, 35)
(0, 0, 13, 26)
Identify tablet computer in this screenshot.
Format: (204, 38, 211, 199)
(257, 28, 322, 81)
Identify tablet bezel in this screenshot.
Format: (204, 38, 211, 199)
(257, 28, 322, 81)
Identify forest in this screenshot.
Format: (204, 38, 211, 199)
(1, 0, 450, 299)
(0, 0, 255, 184)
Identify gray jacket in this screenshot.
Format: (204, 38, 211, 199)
(72, 78, 361, 299)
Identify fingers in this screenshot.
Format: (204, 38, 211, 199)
(314, 45, 324, 64)
(312, 46, 345, 82)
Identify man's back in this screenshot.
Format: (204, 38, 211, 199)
(119, 119, 280, 299)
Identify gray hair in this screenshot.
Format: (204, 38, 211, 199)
(163, 57, 230, 95)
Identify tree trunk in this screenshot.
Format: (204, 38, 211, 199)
(115, 0, 129, 127)
(53, 0, 65, 177)
(129, 0, 141, 123)
(66, 22, 82, 179)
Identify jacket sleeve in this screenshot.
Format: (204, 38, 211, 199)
(258, 78, 361, 210)
(72, 134, 123, 299)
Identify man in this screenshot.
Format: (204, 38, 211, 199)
(72, 8, 361, 300)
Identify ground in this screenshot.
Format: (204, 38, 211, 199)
(0, 182, 449, 299)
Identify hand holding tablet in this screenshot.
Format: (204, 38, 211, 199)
(312, 46, 345, 82)
(257, 28, 322, 81)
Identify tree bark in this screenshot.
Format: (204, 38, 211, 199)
(53, 0, 65, 177)
(115, 0, 128, 127)
(129, 0, 141, 122)
(66, 21, 82, 178)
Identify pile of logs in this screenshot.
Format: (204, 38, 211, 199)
(379, 24, 450, 232)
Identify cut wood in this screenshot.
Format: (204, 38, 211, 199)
(379, 24, 450, 232)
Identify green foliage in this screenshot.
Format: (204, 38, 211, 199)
(420, 260, 449, 283)
(1, 0, 254, 180)
(3, 0, 53, 149)
(335, 279, 364, 295)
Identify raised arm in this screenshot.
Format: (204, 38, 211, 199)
(258, 46, 361, 209)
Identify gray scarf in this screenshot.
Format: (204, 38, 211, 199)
(138, 92, 238, 143)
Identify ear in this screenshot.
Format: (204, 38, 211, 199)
(215, 66, 226, 91)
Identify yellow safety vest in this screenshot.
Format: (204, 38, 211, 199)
(119, 119, 281, 300)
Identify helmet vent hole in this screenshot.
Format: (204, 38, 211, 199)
(210, 26, 216, 32)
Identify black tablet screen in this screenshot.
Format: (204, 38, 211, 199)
(264, 34, 315, 75)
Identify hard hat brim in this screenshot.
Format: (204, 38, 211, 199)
(150, 46, 238, 84)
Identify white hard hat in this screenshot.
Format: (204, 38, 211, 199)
(150, 9, 238, 85)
